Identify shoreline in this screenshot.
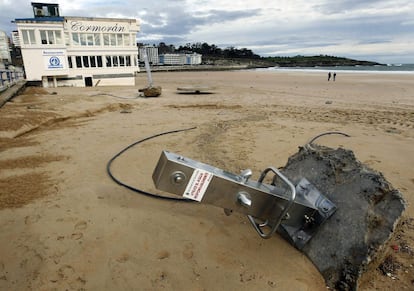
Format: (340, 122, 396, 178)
(254, 65, 414, 75)
(140, 63, 414, 75)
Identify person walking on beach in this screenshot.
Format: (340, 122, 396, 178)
(328, 72, 331, 81)
(333, 72, 336, 81)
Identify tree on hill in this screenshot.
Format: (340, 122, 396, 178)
(176, 42, 260, 59)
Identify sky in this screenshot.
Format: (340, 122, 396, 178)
(1, 0, 413, 64)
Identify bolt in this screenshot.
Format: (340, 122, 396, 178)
(237, 192, 252, 208)
(174, 175, 183, 183)
(320, 200, 332, 213)
(171, 171, 186, 185)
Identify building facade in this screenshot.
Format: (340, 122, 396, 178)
(0, 30, 11, 64)
(12, 31, 21, 47)
(14, 3, 140, 87)
(138, 46, 159, 65)
(186, 53, 202, 65)
(159, 53, 202, 65)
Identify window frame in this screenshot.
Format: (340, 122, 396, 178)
(22, 29, 36, 45)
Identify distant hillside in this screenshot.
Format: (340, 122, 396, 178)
(200, 55, 383, 69)
(151, 42, 384, 68)
(175, 42, 383, 66)
(262, 55, 383, 67)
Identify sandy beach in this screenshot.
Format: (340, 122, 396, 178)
(0, 70, 413, 290)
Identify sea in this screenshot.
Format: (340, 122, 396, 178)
(255, 63, 414, 74)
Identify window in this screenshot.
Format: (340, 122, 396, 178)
(72, 33, 79, 46)
(103, 55, 131, 67)
(87, 34, 94, 46)
(72, 33, 100, 46)
(40, 30, 47, 44)
(94, 34, 101, 46)
(72, 55, 103, 68)
(117, 34, 123, 46)
(80, 34, 87, 46)
(123, 34, 131, 46)
(55, 31, 62, 44)
(103, 34, 119, 46)
(103, 34, 109, 46)
(106, 56, 112, 67)
(47, 31, 54, 44)
(112, 56, 118, 66)
(83, 56, 89, 68)
(75, 56, 82, 68)
(21, 30, 36, 45)
(28, 30, 36, 44)
(101, 55, 139, 67)
(97, 56, 103, 67)
(90, 56, 96, 67)
(110, 34, 116, 46)
(39, 30, 63, 45)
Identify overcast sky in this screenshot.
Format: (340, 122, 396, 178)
(1, 0, 413, 64)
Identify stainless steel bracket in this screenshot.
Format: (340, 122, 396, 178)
(152, 151, 336, 249)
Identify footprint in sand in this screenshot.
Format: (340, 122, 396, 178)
(74, 220, 87, 230)
(24, 214, 41, 225)
(52, 264, 86, 288)
(71, 233, 83, 240)
(116, 253, 130, 263)
(182, 243, 194, 260)
(157, 250, 170, 260)
(71, 220, 87, 240)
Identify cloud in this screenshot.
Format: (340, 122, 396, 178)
(0, 0, 413, 63)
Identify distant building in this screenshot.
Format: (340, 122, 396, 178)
(186, 53, 202, 65)
(0, 30, 12, 64)
(10, 31, 23, 67)
(12, 31, 21, 47)
(138, 46, 159, 65)
(159, 53, 202, 65)
(159, 53, 185, 65)
(13, 2, 140, 87)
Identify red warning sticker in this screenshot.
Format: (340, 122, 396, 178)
(183, 169, 213, 201)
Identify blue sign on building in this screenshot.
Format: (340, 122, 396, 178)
(48, 56, 63, 69)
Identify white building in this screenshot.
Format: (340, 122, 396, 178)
(0, 30, 11, 63)
(14, 3, 140, 87)
(186, 53, 202, 65)
(138, 46, 159, 65)
(12, 31, 21, 47)
(159, 53, 202, 65)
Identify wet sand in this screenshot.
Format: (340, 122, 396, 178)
(0, 70, 413, 290)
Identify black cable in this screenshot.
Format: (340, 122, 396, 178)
(89, 93, 139, 99)
(304, 131, 350, 151)
(307, 131, 350, 145)
(106, 127, 197, 201)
